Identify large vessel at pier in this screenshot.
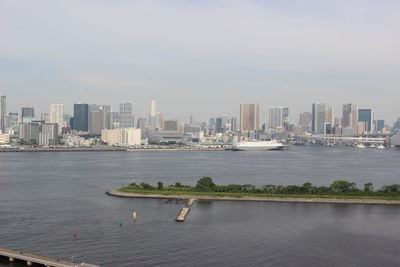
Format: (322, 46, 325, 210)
(232, 140, 284, 151)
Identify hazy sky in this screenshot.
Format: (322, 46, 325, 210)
(1, 0, 400, 124)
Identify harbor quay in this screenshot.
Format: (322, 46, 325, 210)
(0, 248, 98, 267)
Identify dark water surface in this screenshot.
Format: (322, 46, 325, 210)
(0, 146, 399, 266)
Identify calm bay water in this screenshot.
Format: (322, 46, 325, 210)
(0, 146, 399, 266)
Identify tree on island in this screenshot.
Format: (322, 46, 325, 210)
(330, 180, 356, 193)
(195, 177, 216, 192)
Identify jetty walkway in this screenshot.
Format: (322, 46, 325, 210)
(0, 248, 99, 267)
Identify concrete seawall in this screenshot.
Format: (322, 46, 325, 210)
(107, 189, 400, 205)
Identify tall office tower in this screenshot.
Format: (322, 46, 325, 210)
(73, 104, 89, 131)
(89, 105, 111, 135)
(358, 109, 374, 133)
(189, 115, 194, 125)
(268, 107, 284, 129)
(0, 95, 6, 133)
(19, 122, 41, 143)
(240, 104, 260, 132)
(137, 117, 147, 133)
(119, 103, 134, 128)
(312, 103, 333, 133)
(150, 100, 157, 131)
(299, 112, 312, 127)
(40, 123, 59, 145)
(50, 104, 64, 134)
(41, 113, 50, 122)
(376, 120, 385, 133)
(21, 107, 35, 123)
(342, 104, 358, 133)
(215, 117, 224, 133)
(209, 118, 216, 129)
(282, 108, 289, 131)
(230, 117, 237, 132)
(6, 112, 19, 133)
(63, 114, 72, 128)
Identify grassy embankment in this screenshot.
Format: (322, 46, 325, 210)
(117, 177, 400, 201)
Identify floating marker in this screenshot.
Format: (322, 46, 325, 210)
(119, 220, 123, 226)
(73, 232, 77, 239)
(132, 212, 137, 221)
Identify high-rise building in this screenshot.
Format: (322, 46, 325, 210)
(19, 122, 41, 143)
(40, 123, 59, 145)
(6, 112, 19, 134)
(137, 117, 147, 133)
(50, 104, 64, 134)
(215, 117, 224, 133)
(0, 95, 6, 133)
(163, 120, 179, 132)
(89, 105, 111, 135)
(230, 117, 237, 132)
(150, 100, 157, 131)
(21, 107, 35, 123)
(240, 104, 260, 132)
(119, 103, 134, 128)
(73, 104, 89, 131)
(342, 104, 358, 134)
(358, 109, 374, 133)
(312, 103, 333, 134)
(299, 112, 312, 127)
(268, 107, 289, 130)
(376, 120, 385, 133)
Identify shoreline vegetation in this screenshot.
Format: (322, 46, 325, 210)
(110, 177, 400, 204)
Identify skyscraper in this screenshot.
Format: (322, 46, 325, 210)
(358, 109, 374, 133)
(119, 103, 134, 128)
(0, 95, 6, 133)
(342, 104, 358, 133)
(240, 104, 260, 132)
(50, 104, 64, 134)
(299, 112, 312, 127)
(312, 103, 333, 134)
(73, 103, 89, 131)
(215, 117, 224, 133)
(89, 105, 111, 135)
(150, 100, 157, 131)
(376, 120, 385, 133)
(21, 107, 35, 122)
(268, 107, 289, 130)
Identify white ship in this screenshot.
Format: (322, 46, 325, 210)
(232, 140, 284, 151)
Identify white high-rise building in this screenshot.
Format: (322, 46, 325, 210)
(119, 103, 134, 128)
(50, 104, 64, 134)
(150, 100, 157, 131)
(269, 107, 283, 130)
(312, 103, 333, 134)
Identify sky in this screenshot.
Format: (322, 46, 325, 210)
(1, 0, 400, 124)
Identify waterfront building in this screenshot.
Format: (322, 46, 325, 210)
(101, 128, 141, 146)
(358, 109, 374, 133)
(19, 122, 41, 143)
(312, 103, 333, 134)
(89, 105, 111, 135)
(157, 112, 163, 130)
(299, 112, 312, 132)
(164, 120, 179, 132)
(215, 117, 224, 133)
(342, 104, 358, 135)
(149, 100, 157, 131)
(119, 103, 134, 128)
(6, 112, 19, 134)
(230, 117, 238, 132)
(137, 117, 147, 133)
(357, 121, 368, 135)
(50, 104, 64, 134)
(0, 133, 10, 144)
(73, 104, 89, 132)
(21, 107, 35, 123)
(375, 120, 385, 133)
(268, 107, 289, 131)
(0, 95, 6, 133)
(240, 104, 260, 132)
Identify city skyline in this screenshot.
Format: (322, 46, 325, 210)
(1, 1, 400, 123)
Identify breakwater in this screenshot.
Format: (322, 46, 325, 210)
(107, 189, 400, 205)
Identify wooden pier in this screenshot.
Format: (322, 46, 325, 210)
(176, 208, 191, 222)
(0, 248, 99, 267)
